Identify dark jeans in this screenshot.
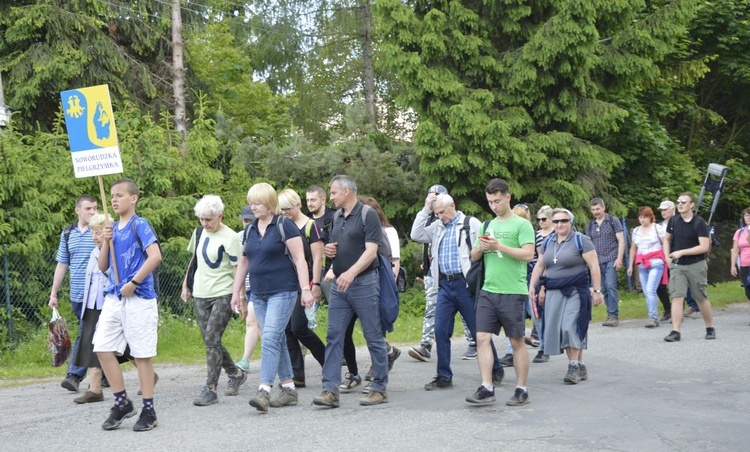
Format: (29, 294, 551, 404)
(67, 301, 87, 378)
(742, 267, 750, 301)
(286, 294, 326, 382)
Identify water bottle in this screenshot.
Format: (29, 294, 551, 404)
(305, 302, 318, 330)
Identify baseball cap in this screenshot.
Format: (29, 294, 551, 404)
(241, 205, 255, 220)
(427, 184, 448, 195)
(658, 200, 675, 211)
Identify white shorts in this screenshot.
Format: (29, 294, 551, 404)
(93, 293, 158, 358)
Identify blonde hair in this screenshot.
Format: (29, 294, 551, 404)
(89, 213, 113, 230)
(247, 183, 280, 214)
(278, 189, 301, 210)
(537, 205, 553, 219)
(513, 205, 530, 221)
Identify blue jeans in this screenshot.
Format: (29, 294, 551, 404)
(250, 291, 297, 386)
(600, 261, 619, 318)
(321, 269, 388, 393)
(638, 264, 664, 320)
(67, 301, 87, 378)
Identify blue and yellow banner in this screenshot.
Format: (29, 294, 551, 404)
(60, 84, 123, 178)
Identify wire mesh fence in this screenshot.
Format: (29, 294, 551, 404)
(1, 245, 190, 349)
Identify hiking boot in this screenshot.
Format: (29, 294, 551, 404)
(408, 344, 432, 362)
(424, 376, 453, 391)
(359, 390, 388, 406)
(659, 313, 671, 323)
(74, 390, 104, 404)
(602, 317, 619, 327)
(269, 387, 298, 407)
(533, 351, 550, 363)
(337, 372, 362, 393)
(225, 371, 247, 396)
(499, 353, 515, 367)
(506, 387, 529, 406)
(388, 346, 401, 370)
(132, 409, 158, 432)
(492, 367, 505, 386)
(645, 318, 659, 329)
(462, 344, 478, 360)
(466, 386, 495, 404)
(193, 386, 218, 406)
(137, 372, 159, 396)
(564, 364, 581, 384)
(102, 399, 136, 430)
(235, 357, 250, 373)
(579, 364, 588, 381)
(312, 390, 340, 408)
(684, 307, 699, 319)
(705, 327, 716, 340)
(249, 389, 271, 413)
(61, 374, 82, 392)
(524, 336, 539, 348)
(664, 330, 681, 342)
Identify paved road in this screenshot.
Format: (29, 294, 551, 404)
(2, 303, 748, 451)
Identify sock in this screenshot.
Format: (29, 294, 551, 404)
(142, 397, 155, 413)
(482, 383, 493, 392)
(570, 360, 579, 366)
(516, 386, 527, 392)
(259, 384, 271, 392)
(281, 382, 295, 390)
(579, 361, 585, 366)
(113, 390, 128, 407)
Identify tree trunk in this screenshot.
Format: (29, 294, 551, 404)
(172, 0, 188, 150)
(361, 0, 378, 131)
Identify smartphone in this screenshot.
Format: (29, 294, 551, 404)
(479, 235, 490, 240)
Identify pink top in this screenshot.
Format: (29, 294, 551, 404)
(733, 227, 750, 267)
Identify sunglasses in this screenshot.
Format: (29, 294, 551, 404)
(516, 204, 529, 210)
(537, 217, 548, 222)
(552, 219, 571, 224)
(280, 207, 293, 212)
(676, 200, 690, 205)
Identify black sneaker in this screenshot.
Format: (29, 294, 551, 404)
(492, 367, 504, 386)
(664, 330, 681, 342)
(705, 327, 716, 340)
(132, 409, 158, 432)
(102, 399, 136, 430)
(499, 353, 514, 367)
(533, 351, 550, 363)
(564, 364, 581, 384)
(61, 374, 82, 392)
(659, 313, 671, 323)
(408, 345, 432, 362)
(466, 386, 496, 404)
(388, 346, 401, 370)
(365, 366, 374, 381)
(424, 376, 453, 391)
(506, 387, 529, 406)
(101, 374, 110, 388)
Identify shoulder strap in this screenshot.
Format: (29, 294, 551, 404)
(242, 222, 253, 245)
(63, 222, 77, 255)
(360, 204, 372, 227)
(305, 218, 315, 239)
(194, 226, 204, 253)
(461, 215, 473, 250)
(542, 232, 556, 253)
(574, 231, 584, 255)
(131, 220, 143, 250)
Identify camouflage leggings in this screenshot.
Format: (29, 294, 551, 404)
(421, 275, 475, 346)
(194, 295, 239, 387)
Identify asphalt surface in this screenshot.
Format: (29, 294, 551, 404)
(1, 302, 748, 451)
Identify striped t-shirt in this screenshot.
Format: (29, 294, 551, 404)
(55, 225, 95, 302)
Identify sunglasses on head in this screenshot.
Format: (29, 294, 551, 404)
(552, 219, 571, 224)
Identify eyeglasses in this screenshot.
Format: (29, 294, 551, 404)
(552, 219, 571, 224)
(537, 218, 548, 222)
(676, 200, 690, 205)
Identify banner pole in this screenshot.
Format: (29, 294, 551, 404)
(98, 176, 120, 283)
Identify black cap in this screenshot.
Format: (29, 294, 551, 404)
(427, 184, 448, 195)
(241, 206, 255, 220)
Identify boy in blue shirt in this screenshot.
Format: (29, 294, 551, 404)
(94, 178, 161, 432)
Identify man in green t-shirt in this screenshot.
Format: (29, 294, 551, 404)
(466, 179, 535, 408)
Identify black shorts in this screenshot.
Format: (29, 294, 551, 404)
(476, 291, 526, 338)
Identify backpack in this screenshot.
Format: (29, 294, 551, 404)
(62, 222, 77, 257)
(185, 226, 204, 291)
(242, 215, 299, 265)
(541, 231, 585, 256)
(131, 219, 162, 294)
(465, 219, 490, 296)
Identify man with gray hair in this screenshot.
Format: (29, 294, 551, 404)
(411, 193, 505, 391)
(587, 197, 625, 326)
(313, 175, 389, 408)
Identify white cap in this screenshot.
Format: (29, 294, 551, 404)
(658, 200, 675, 210)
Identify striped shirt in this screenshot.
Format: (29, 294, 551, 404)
(437, 215, 462, 275)
(55, 225, 95, 302)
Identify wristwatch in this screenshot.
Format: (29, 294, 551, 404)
(593, 289, 602, 294)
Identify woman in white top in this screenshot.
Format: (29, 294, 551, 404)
(627, 206, 669, 328)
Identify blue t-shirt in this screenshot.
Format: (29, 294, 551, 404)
(244, 215, 302, 294)
(55, 225, 95, 302)
(104, 214, 158, 299)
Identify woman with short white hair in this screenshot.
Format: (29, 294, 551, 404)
(182, 194, 246, 406)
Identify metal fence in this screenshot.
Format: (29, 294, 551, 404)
(1, 245, 190, 349)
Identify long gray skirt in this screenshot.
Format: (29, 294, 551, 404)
(543, 289, 588, 355)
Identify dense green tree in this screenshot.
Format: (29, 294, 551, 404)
(378, 0, 701, 218)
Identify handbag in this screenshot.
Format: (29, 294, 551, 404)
(48, 308, 71, 367)
(186, 226, 204, 291)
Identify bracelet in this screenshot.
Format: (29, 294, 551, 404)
(130, 279, 141, 286)
(312, 282, 320, 287)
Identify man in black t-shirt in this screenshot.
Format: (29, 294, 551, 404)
(307, 185, 336, 302)
(663, 192, 716, 342)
